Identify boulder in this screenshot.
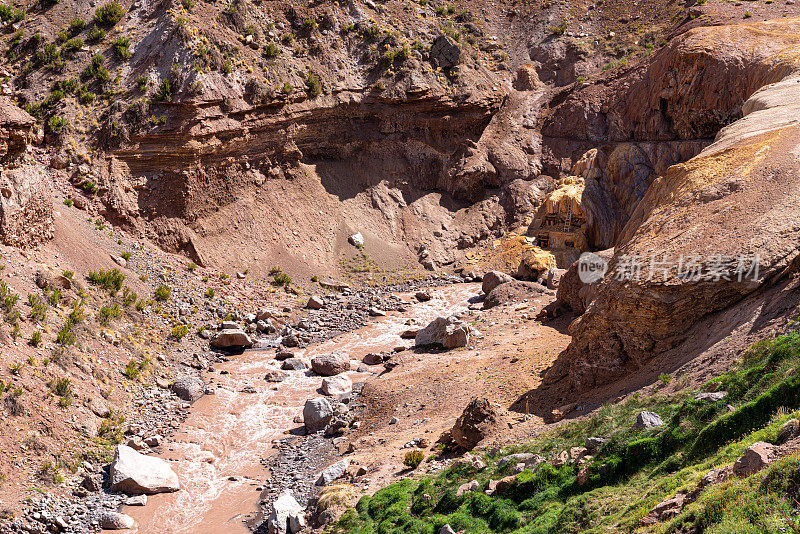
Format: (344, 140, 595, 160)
(321, 374, 352, 396)
(307, 296, 324, 310)
(89, 398, 111, 418)
(497, 453, 545, 469)
(311, 352, 350, 376)
(210, 328, 253, 349)
(481, 270, 514, 294)
(265, 369, 288, 383)
(440, 525, 457, 534)
(415, 316, 478, 349)
(109, 445, 180, 495)
(171, 376, 204, 402)
(694, 391, 727, 402)
(546, 268, 567, 290)
(348, 233, 364, 247)
(733, 441, 775, 476)
(483, 280, 546, 310)
(267, 490, 306, 534)
(450, 397, 499, 450)
(415, 290, 433, 302)
(303, 397, 333, 432)
(456, 480, 480, 496)
(282, 358, 307, 371)
(633, 411, 664, 430)
(430, 35, 461, 69)
(585, 436, 607, 453)
(315, 459, 350, 486)
(99, 511, 136, 530)
(362, 353, 383, 365)
(778, 418, 800, 444)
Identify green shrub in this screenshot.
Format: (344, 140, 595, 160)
(111, 37, 131, 59)
(69, 18, 86, 34)
(97, 304, 122, 326)
(135, 73, 149, 91)
(30, 331, 42, 347)
(263, 42, 279, 59)
(122, 286, 137, 307)
(46, 116, 69, 135)
(87, 268, 125, 295)
(187, 261, 197, 272)
(273, 272, 291, 286)
(87, 25, 106, 42)
(172, 323, 188, 340)
(404, 450, 425, 469)
(205, 287, 215, 299)
(123, 359, 145, 380)
(121, 251, 132, 261)
(48, 377, 71, 397)
(155, 79, 172, 101)
(154, 284, 171, 301)
(304, 71, 322, 97)
(94, 1, 125, 27)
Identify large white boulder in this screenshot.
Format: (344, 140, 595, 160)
(303, 397, 333, 432)
(110, 445, 180, 495)
(268, 490, 306, 534)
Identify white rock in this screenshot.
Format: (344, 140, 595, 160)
(267, 490, 306, 534)
(110, 445, 180, 495)
(321, 374, 352, 396)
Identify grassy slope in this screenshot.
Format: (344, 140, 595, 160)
(332, 324, 800, 533)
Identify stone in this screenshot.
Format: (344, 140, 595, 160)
(481, 270, 514, 294)
(109, 445, 180, 495)
(430, 35, 461, 69)
(99, 511, 136, 530)
(483, 280, 546, 309)
(369, 307, 386, 317)
(439, 525, 456, 534)
(275, 350, 295, 361)
(210, 328, 253, 349)
(456, 480, 480, 496)
(401, 328, 420, 339)
(307, 296, 324, 310)
(694, 391, 727, 402)
(633, 411, 664, 430)
(362, 353, 383, 365)
(348, 233, 364, 247)
(546, 268, 567, 290)
(89, 398, 111, 418)
(577, 464, 590, 485)
(514, 64, 541, 91)
(303, 397, 333, 432)
(415, 316, 477, 349)
(171, 376, 204, 402)
(265, 368, 288, 383)
(552, 450, 569, 467)
(144, 435, 162, 447)
(124, 495, 147, 506)
(497, 453, 544, 469)
(267, 490, 305, 534)
(733, 441, 775, 476)
(311, 352, 350, 376)
(321, 374, 352, 396)
(0, 164, 53, 248)
(415, 290, 432, 301)
(778, 419, 800, 444)
(282, 358, 307, 371)
(126, 437, 147, 451)
(450, 397, 498, 450)
(585, 436, 607, 453)
(80, 474, 101, 492)
(315, 459, 350, 485)
(569, 447, 589, 465)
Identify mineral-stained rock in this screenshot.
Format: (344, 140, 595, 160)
(547, 19, 800, 391)
(311, 352, 350, 376)
(450, 397, 499, 450)
(0, 165, 54, 247)
(109, 445, 180, 495)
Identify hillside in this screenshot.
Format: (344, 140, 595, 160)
(0, 0, 799, 533)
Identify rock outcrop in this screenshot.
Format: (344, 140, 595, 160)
(449, 397, 499, 450)
(549, 19, 800, 391)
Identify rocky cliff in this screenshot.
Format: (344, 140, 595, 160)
(549, 18, 800, 390)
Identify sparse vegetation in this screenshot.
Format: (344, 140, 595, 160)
(171, 323, 188, 340)
(123, 359, 146, 380)
(403, 449, 425, 469)
(87, 268, 125, 295)
(154, 284, 171, 301)
(93, 1, 125, 27)
(97, 304, 122, 326)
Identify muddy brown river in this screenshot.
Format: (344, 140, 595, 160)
(121, 283, 479, 533)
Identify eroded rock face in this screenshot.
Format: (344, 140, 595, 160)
(109, 445, 180, 495)
(0, 164, 53, 248)
(549, 19, 800, 391)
